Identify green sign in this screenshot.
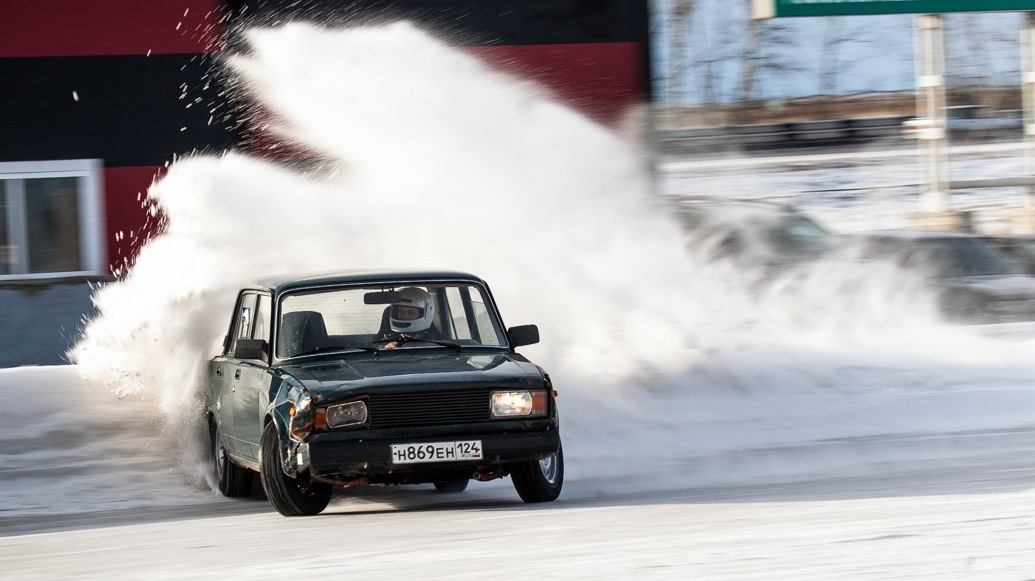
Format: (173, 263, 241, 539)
(753, 0, 1035, 18)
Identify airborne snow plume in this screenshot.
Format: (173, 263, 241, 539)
(71, 21, 722, 392)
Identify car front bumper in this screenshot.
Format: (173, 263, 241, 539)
(305, 422, 561, 484)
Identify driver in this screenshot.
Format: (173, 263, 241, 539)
(389, 287, 436, 335)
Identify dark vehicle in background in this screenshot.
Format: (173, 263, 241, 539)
(901, 105, 1022, 141)
(854, 231, 1035, 323)
(671, 197, 834, 272)
(980, 235, 1035, 276)
(206, 270, 562, 516)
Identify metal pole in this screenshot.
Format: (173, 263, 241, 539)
(1023, 11, 1035, 203)
(915, 14, 949, 213)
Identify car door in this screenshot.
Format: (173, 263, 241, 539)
(218, 292, 258, 457)
(210, 291, 255, 456)
(229, 292, 272, 462)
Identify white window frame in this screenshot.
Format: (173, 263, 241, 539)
(0, 159, 105, 281)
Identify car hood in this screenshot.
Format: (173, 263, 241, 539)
(944, 274, 1035, 300)
(278, 351, 545, 400)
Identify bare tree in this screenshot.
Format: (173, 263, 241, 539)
(947, 13, 1020, 89)
(665, 0, 695, 103)
(817, 17, 874, 95)
(738, 8, 802, 101)
(695, 3, 739, 106)
(818, 18, 844, 95)
(738, 14, 762, 101)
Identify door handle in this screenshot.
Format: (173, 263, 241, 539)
(215, 367, 222, 377)
(235, 369, 241, 380)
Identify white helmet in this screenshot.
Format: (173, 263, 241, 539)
(390, 287, 435, 333)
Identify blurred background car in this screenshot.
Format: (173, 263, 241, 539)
(853, 231, 1035, 323)
(901, 105, 1022, 141)
(979, 235, 1035, 275)
(670, 197, 834, 273)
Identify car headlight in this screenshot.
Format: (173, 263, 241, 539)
(491, 390, 547, 418)
(288, 389, 313, 441)
(322, 401, 368, 429)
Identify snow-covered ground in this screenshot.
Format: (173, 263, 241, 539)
(659, 141, 1035, 235)
(1, 21, 1034, 579)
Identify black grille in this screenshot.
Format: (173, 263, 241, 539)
(367, 389, 490, 429)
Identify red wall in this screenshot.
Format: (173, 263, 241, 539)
(102, 166, 167, 276)
(0, 0, 222, 57)
(472, 42, 645, 127)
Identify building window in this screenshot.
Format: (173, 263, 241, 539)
(0, 160, 104, 280)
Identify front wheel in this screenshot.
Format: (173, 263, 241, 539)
(512, 443, 564, 503)
(259, 422, 332, 516)
(211, 420, 253, 497)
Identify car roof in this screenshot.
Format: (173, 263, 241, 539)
(670, 197, 812, 220)
(243, 269, 487, 294)
(670, 196, 798, 212)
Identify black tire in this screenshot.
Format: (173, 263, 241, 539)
(259, 422, 332, 516)
(512, 443, 564, 503)
(211, 420, 254, 497)
(433, 478, 470, 493)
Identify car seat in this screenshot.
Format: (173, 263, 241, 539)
(278, 311, 328, 357)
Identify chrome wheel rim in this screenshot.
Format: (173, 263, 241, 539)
(539, 453, 559, 484)
(213, 433, 225, 480)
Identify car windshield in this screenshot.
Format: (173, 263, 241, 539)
(767, 214, 831, 255)
(276, 282, 508, 358)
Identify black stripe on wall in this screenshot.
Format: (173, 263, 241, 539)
(0, 54, 237, 166)
(223, 0, 648, 46)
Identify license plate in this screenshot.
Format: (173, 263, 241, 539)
(391, 440, 483, 464)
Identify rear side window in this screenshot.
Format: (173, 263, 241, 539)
(228, 292, 259, 356)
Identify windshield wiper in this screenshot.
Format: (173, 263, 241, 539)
(372, 334, 463, 351)
(293, 345, 378, 357)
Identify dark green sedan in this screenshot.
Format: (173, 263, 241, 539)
(206, 270, 562, 516)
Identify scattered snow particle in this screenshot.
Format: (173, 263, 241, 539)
(72, 90, 79, 101)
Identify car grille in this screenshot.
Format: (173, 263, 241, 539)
(366, 389, 490, 429)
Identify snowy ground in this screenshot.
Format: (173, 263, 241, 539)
(2, 21, 1034, 580)
(659, 140, 1035, 236)
(1, 356, 1034, 579)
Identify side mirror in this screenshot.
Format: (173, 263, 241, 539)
(507, 324, 540, 347)
(233, 338, 268, 361)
